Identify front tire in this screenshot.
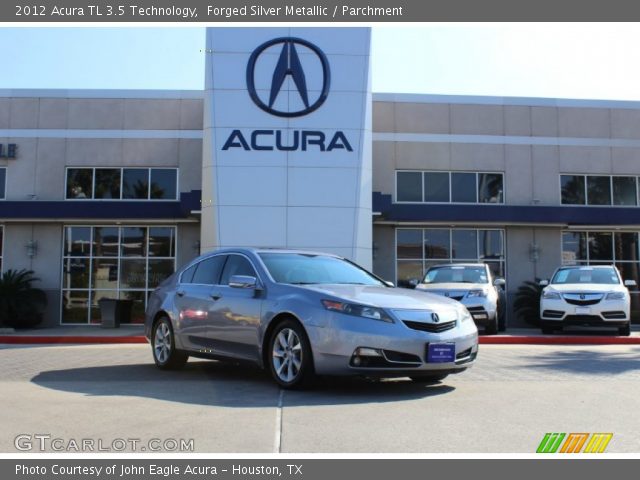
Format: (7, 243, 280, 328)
(152, 317, 188, 369)
(485, 316, 498, 335)
(268, 319, 314, 389)
(619, 323, 631, 336)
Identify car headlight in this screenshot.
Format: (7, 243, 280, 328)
(458, 307, 473, 323)
(542, 290, 561, 300)
(321, 300, 394, 323)
(606, 292, 626, 300)
(467, 289, 488, 298)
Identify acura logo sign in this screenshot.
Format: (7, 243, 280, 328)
(431, 313, 440, 323)
(246, 37, 331, 118)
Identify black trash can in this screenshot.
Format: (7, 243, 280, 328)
(98, 299, 133, 328)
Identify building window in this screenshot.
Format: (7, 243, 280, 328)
(0, 226, 3, 272)
(561, 174, 639, 206)
(0, 168, 6, 200)
(396, 171, 504, 204)
(396, 228, 506, 288)
(563, 230, 640, 320)
(61, 225, 177, 325)
(66, 167, 178, 200)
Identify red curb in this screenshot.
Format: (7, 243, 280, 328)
(0, 336, 147, 344)
(479, 335, 640, 345)
(1, 334, 638, 345)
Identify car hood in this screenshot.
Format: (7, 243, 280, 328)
(545, 283, 626, 293)
(301, 284, 461, 310)
(416, 282, 488, 292)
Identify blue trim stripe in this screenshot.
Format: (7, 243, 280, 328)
(0, 190, 201, 220)
(373, 192, 640, 226)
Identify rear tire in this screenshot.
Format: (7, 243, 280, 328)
(152, 316, 188, 370)
(268, 319, 314, 389)
(541, 325, 555, 335)
(619, 323, 631, 336)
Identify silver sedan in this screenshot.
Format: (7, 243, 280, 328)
(145, 248, 478, 388)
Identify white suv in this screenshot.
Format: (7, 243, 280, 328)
(540, 265, 636, 336)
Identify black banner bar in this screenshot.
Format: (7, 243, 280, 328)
(2, 459, 640, 480)
(5, 0, 640, 22)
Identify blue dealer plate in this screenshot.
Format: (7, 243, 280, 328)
(427, 343, 455, 363)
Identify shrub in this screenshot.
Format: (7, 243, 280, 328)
(513, 279, 543, 326)
(0, 269, 48, 329)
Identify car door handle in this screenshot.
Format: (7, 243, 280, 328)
(210, 293, 222, 301)
(176, 290, 185, 297)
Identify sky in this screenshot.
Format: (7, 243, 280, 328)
(1, 25, 640, 100)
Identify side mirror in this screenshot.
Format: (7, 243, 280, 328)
(229, 275, 258, 289)
(539, 280, 549, 286)
(383, 280, 395, 288)
(624, 279, 637, 287)
(408, 278, 420, 287)
(493, 278, 506, 287)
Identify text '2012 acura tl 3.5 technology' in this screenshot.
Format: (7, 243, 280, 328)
(145, 249, 478, 388)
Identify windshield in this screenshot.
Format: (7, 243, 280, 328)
(423, 265, 489, 284)
(551, 267, 620, 285)
(259, 253, 385, 286)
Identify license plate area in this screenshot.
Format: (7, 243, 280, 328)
(575, 306, 591, 315)
(427, 343, 455, 363)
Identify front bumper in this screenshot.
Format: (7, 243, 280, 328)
(306, 311, 479, 376)
(541, 297, 630, 325)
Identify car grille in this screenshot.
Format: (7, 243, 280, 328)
(562, 293, 604, 306)
(403, 320, 457, 333)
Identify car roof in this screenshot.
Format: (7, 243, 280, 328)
(199, 247, 342, 258)
(427, 263, 488, 268)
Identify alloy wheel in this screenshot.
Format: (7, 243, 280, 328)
(271, 328, 303, 383)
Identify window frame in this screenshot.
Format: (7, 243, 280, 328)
(395, 170, 505, 205)
(560, 174, 640, 207)
(65, 167, 179, 201)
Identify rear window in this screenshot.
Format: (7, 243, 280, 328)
(191, 255, 227, 285)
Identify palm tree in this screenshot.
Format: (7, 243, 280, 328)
(0, 269, 48, 328)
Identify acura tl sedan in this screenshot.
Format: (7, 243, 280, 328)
(145, 248, 478, 388)
(540, 265, 636, 336)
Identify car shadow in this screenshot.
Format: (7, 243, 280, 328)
(31, 360, 455, 408)
(519, 347, 640, 375)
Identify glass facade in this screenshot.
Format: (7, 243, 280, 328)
(66, 167, 178, 200)
(562, 230, 640, 321)
(396, 228, 506, 288)
(61, 225, 177, 324)
(561, 174, 639, 206)
(396, 171, 504, 204)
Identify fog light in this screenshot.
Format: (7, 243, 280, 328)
(353, 357, 361, 366)
(354, 347, 382, 357)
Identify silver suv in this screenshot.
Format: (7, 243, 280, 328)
(414, 264, 506, 334)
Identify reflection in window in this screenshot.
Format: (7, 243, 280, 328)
(397, 229, 422, 259)
(424, 172, 449, 202)
(94, 169, 121, 199)
(561, 175, 585, 205)
(562, 232, 587, 263)
(424, 229, 450, 259)
(587, 176, 611, 205)
(615, 233, 639, 262)
(478, 173, 504, 203)
(61, 225, 176, 325)
(123, 169, 149, 199)
(588, 232, 613, 261)
(451, 173, 477, 203)
(150, 169, 177, 200)
(613, 177, 637, 206)
(0, 168, 6, 199)
(396, 172, 422, 202)
(452, 230, 477, 259)
(66, 169, 93, 199)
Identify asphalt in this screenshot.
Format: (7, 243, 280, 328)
(1, 324, 640, 344)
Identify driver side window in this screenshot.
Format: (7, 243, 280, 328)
(220, 255, 257, 285)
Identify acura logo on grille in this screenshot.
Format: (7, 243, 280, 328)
(431, 313, 440, 323)
(444, 292, 450, 297)
(580, 294, 586, 300)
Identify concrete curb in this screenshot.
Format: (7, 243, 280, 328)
(1, 334, 639, 345)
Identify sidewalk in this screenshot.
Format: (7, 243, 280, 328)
(1, 325, 640, 345)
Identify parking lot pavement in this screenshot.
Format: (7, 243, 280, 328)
(2, 343, 640, 453)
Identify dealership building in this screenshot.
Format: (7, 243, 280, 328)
(3, 26, 640, 327)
